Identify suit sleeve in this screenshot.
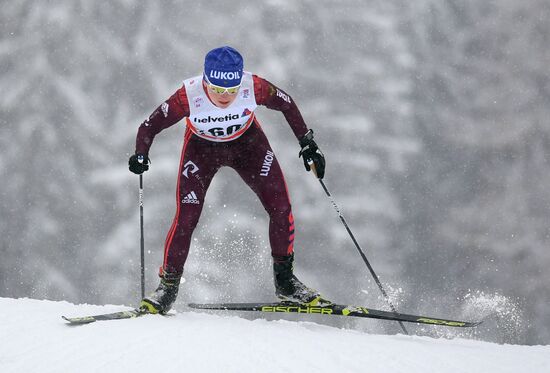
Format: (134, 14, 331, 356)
(253, 75, 309, 140)
(135, 86, 190, 155)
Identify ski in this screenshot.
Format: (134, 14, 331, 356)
(188, 302, 482, 328)
(62, 309, 148, 325)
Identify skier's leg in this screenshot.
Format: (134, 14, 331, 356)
(162, 133, 220, 275)
(232, 125, 294, 259)
(232, 124, 328, 305)
(141, 132, 220, 313)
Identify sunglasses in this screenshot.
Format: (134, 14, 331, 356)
(204, 75, 241, 95)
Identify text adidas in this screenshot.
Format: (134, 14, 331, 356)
(182, 191, 200, 204)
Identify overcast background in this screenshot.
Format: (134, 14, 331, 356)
(1, 0, 549, 345)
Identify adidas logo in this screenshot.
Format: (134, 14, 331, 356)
(182, 191, 200, 204)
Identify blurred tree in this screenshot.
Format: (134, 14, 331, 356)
(401, 0, 550, 344)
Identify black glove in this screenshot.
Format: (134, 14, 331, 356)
(298, 129, 325, 179)
(128, 154, 150, 175)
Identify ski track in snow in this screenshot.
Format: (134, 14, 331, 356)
(0, 298, 548, 373)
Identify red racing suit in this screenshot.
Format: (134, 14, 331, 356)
(135, 74, 309, 275)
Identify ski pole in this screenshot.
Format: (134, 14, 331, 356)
(138, 173, 145, 300)
(311, 164, 409, 335)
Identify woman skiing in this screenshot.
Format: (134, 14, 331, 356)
(129, 46, 326, 314)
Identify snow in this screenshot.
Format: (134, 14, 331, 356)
(1, 298, 548, 373)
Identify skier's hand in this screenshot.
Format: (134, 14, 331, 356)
(128, 154, 150, 175)
(299, 129, 325, 179)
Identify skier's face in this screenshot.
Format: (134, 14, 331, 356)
(203, 80, 240, 108)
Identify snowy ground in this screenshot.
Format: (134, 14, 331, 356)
(0, 297, 548, 373)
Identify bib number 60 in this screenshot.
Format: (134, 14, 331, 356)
(208, 124, 243, 137)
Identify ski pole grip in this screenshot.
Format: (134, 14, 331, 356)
(308, 160, 318, 178)
(137, 155, 144, 164)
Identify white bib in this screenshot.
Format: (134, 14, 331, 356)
(183, 72, 257, 142)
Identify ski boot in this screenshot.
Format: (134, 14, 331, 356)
(273, 253, 331, 306)
(140, 270, 181, 314)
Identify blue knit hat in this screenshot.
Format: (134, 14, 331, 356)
(204, 46, 244, 87)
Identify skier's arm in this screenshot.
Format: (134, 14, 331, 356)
(135, 87, 190, 156)
(253, 75, 308, 140)
(129, 87, 190, 174)
(253, 75, 325, 179)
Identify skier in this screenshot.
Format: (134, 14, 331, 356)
(129, 46, 327, 314)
